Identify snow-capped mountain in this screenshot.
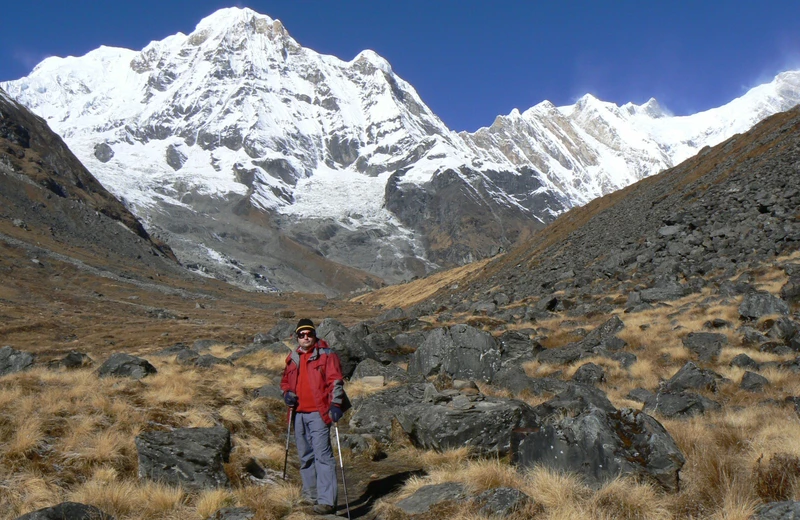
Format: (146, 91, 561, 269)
(3, 7, 800, 294)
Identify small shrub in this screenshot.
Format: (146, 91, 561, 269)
(754, 452, 800, 501)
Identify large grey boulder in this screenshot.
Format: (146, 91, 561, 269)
(395, 394, 540, 456)
(395, 482, 467, 515)
(512, 407, 685, 492)
(97, 353, 156, 379)
(349, 384, 427, 441)
(473, 487, 532, 517)
(663, 361, 727, 393)
(739, 291, 790, 320)
(351, 358, 409, 383)
(681, 332, 727, 362)
(643, 391, 721, 418)
(492, 366, 567, 396)
(0, 346, 34, 377)
(408, 324, 501, 383)
(317, 318, 378, 377)
(135, 426, 231, 490)
(497, 330, 543, 365)
(15, 502, 113, 520)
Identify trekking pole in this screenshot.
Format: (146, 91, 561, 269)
(283, 408, 294, 480)
(333, 422, 351, 520)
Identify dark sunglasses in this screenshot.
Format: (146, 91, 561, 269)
(297, 331, 314, 339)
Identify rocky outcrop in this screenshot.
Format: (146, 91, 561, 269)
(0, 346, 34, 377)
(395, 482, 467, 515)
(15, 502, 113, 520)
(407, 324, 501, 382)
(97, 353, 157, 379)
(135, 426, 232, 490)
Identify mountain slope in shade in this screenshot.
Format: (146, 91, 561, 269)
(3, 7, 800, 293)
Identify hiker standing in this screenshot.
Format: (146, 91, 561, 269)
(280, 318, 346, 515)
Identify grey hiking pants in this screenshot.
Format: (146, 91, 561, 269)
(294, 411, 338, 507)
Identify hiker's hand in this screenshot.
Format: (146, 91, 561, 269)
(284, 392, 298, 407)
(329, 404, 343, 422)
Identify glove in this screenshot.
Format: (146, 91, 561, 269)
(284, 391, 298, 407)
(329, 404, 343, 423)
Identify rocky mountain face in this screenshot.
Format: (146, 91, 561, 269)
(0, 88, 183, 277)
(3, 7, 800, 294)
(419, 104, 800, 315)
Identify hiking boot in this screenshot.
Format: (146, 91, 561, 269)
(298, 496, 315, 506)
(312, 503, 335, 515)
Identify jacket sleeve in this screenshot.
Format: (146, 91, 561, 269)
(279, 354, 293, 393)
(326, 351, 346, 407)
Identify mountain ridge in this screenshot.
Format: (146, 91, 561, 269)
(3, 7, 800, 294)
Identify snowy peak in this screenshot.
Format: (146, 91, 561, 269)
(3, 7, 800, 294)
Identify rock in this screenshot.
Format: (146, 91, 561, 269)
(532, 383, 616, 420)
(639, 283, 688, 303)
(395, 395, 540, 456)
(194, 354, 233, 368)
(497, 330, 543, 365)
(512, 408, 685, 492)
(741, 371, 770, 392)
(473, 487, 532, 517)
(739, 291, 790, 320)
(252, 384, 283, 400)
(491, 366, 567, 396)
(643, 391, 721, 418)
(97, 353, 156, 379)
(537, 342, 587, 365)
(317, 318, 378, 377)
(755, 501, 800, 519)
(663, 361, 726, 393)
(681, 332, 727, 362)
(781, 277, 800, 303)
(15, 502, 114, 520)
(228, 342, 288, 361)
(582, 316, 625, 347)
(730, 353, 760, 370)
(0, 346, 34, 377)
(154, 343, 192, 356)
(135, 426, 232, 490)
(571, 363, 605, 385)
(408, 324, 501, 383)
(350, 384, 427, 441)
(55, 351, 94, 369)
(626, 388, 655, 403)
(395, 482, 467, 515)
(351, 358, 409, 383)
(252, 332, 278, 344)
(268, 320, 296, 340)
(205, 507, 255, 520)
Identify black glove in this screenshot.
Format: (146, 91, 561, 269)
(284, 391, 298, 407)
(329, 404, 343, 422)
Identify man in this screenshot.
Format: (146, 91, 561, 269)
(280, 318, 346, 515)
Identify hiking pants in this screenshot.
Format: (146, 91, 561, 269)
(294, 411, 338, 507)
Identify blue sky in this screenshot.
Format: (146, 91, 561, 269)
(2, 1, 800, 131)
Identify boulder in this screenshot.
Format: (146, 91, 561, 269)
(0, 346, 34, 377)
(532, 383, 616, 420)
(97, 353, 156, 379)
(55, 351, 94, 369)
(780, 277, 800, 303)
(194, 354, 233, 368)
(663, 361, 726, 393)
(681, 332, 727, 362)
(15, 502, 113, 520)
(512, 407, 685, 492)
(135, 426, 231, 490)
(572, 363, 605, 385)
(730, 353, 760, 370)
(582, 316, 625, 347)
(408, 324, 501, 383)
(317, 318, 378, 377)
(473, 487, 532, 517)
(536, 342, 587, 365)
(741, 371, 770, 392)
(395, 482, 467, 515)
(252, 384, 283, 400)
(228, 342, 289, 362)
(351, 358, 408, 383)
(643, 391, 721, 418)
(491, 366, 567, 396)
(349, 384, 427, 441)
(739, 291, 790, 320)
(395, 395, 540, 456)
(497, 330, 543, 365)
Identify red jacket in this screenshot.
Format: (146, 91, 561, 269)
(280, 339, 345, 425)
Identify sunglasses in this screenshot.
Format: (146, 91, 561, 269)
(297, 331, 314, 339)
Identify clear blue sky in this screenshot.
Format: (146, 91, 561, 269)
(2, 1, 800, 132)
